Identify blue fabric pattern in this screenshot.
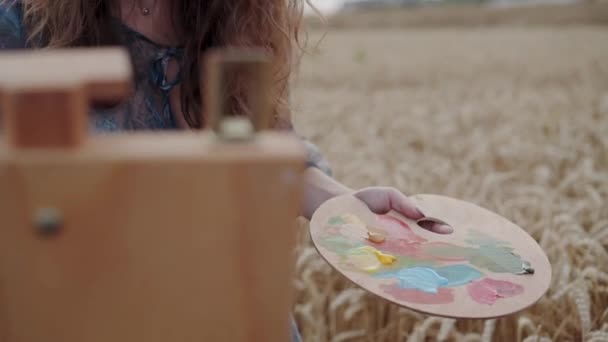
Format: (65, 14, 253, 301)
(89, 23, 182, 131)
(0, 1, 24, 49)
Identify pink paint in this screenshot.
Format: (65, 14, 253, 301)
(377, 215, 427, 243)
(324, 225, 343, 237)
(366, 238, 422, 257)
(380, 283, 454, 304)
(467, 278, 524, 305)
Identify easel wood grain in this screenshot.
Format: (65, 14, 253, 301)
(0, 48, 131, 148)
(0, 47, 306, 342)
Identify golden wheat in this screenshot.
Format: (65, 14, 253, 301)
(291, 25, 608, 342)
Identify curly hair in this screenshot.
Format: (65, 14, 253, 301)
(9, 0, 307, 129)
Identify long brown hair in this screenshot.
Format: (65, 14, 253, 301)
(11, 0, 306, 129)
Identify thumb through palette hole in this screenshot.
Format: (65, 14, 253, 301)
(416, 217, 454, 235)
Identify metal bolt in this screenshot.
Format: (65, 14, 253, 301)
(34, 207, 62, 237)
(218, 117, 255, 141)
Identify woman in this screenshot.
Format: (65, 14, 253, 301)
(0, 1, 452, 340)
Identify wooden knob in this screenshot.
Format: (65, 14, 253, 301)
(203, 48, 272, 138)
(0, 48, 132, 148)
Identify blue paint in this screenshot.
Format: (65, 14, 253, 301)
(434, 264, 484, 287)
(376, 267, 449, 294)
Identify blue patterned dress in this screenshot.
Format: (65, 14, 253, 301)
(0, 2, 327, 341)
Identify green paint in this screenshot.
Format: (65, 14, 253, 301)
(345, 246, 371, 256)
(470, 246, 525, 273)
(390, 256, 436, 270)
(422, 244, 477, 260)
(328, 216, 346, 225)
(466, 230, 509, 247)
(463, 229, 529, 274)
(420, 242, 526, 274)
(320, 236, 362, 254)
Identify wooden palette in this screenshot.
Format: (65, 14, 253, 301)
(310, 194, 552, 319)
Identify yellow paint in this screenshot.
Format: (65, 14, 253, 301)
(374, 251, 397, 265)
(359, 246, 397, 265)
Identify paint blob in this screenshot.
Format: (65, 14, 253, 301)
(466, 230, 509, 247)
(318, 213, 529, 307)
(328, 216, 346, 225)
(391, 256, 437, 270)
(375, 251, 397, 265)
(420, 242, 477, 262)
(356, 246, 397, 265)
(467, 278, 524, 305)
(377, 267, 449, 293)
(320, 236, 362, 254)
(346, 253, 382, 272)
(342, 213, 366, 226)
(367, 238, 423, 257)
(420, 235, 529, 275)
(377, 215, 427, 243)
(434, 264, 484, 287)
(380, 283, 454, 304)
(465, 229, 529, 274)
(367, 231, 386, 244)
(471, 246, 526, 274)
(323, 224, 343, 237)
(343, 246, 397, 271)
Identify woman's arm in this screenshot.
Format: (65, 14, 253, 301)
(302, 167, 453, 234)
(302, 167, 351, 219)
(295, 132, 451, 232)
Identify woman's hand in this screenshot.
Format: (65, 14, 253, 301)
(303, 168, 453, 234)
(353, 187, 453, 234)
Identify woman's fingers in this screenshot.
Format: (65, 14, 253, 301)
(386, 187, 425, 220)
(354, 187, 454, 234)
(418, 219, 454, 234)
(354, 187, 424, 220)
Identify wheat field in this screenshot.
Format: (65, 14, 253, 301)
(290, 24, 608, 341)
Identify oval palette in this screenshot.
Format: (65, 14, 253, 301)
(309, 194, 552, 319)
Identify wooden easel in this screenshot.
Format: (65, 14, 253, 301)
(0, 47, 305, 341)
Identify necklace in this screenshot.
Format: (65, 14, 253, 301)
(140, 0, 157, 16)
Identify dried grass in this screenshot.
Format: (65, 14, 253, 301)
(304, 4, 608, 29)
(291, 26, 608, 341)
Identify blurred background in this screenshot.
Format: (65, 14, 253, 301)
(290, 0, 607, 341)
